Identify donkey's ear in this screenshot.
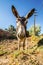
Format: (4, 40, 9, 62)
(12, 5, 20, 18)
(25, 8, 35, 19)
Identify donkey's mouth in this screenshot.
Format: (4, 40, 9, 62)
(18, 34, 25, 39)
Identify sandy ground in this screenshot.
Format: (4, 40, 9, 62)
(0, 37, 43, 65)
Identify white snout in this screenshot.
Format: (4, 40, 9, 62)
(17, 26, 25, 36)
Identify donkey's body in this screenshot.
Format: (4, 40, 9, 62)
(12, 5, 35, 50)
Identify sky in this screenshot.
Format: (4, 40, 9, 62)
(0, 0, 43, 34)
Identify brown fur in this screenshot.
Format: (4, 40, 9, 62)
(12, 5, 35, 50)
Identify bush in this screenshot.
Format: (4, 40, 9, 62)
(29, 25, 41, 36)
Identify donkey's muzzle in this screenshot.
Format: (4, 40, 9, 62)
(17, 26, 26, 39)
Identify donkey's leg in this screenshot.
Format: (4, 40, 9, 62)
(18, 39, 21, 50)
(23, 40, 24, 50)
(18, 39, 20, 50)
(25, 38, 28, 50)
(23, 38, 26, 50)
(18, 41, 20, 50)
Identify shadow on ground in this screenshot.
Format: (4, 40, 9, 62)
(38, 38, 43, 47)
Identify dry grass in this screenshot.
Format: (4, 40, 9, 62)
(0, 36, 43, 65)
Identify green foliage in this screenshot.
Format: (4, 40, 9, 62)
(5, 28, 8, 31)
(13, 50, 23, 58)
(8, 34, 17, 39)
(29, 25, 41, 36)
(4, 25, 17, 39)
(0, 50, 7, 56)
(26, 30, 29, 37)
(5, 25, 16, 34)
(8, 25, 16, 33)
(7, 25, 17, 39)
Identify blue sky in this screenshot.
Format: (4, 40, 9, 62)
(0, 0, 43, 33)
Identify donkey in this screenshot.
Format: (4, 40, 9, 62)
(12, 5, 35, 50)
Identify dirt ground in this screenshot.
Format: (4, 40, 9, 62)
(0, 36, 43, 65)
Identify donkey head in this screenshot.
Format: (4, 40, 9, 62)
(12, 5, 35, 38)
